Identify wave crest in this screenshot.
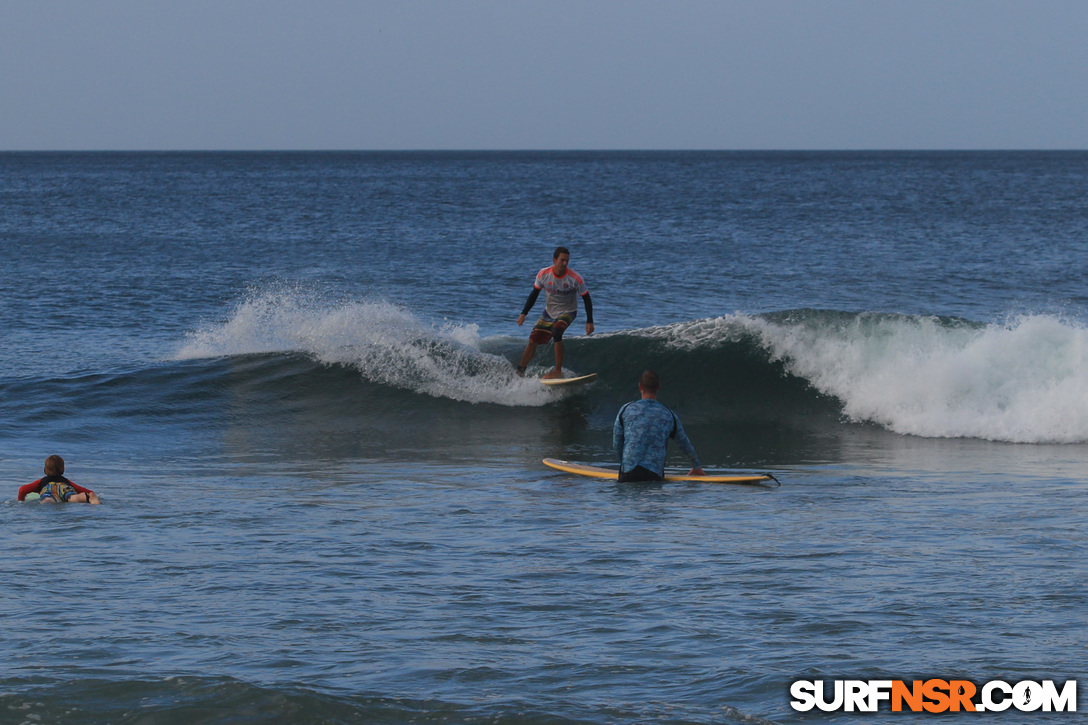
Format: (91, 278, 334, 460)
(176, 289, 555, 406)
(741, 311, 1088, 443)
(177, 294, 1088, 442)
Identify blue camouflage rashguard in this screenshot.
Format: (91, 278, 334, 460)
(613, 398, 701, 476)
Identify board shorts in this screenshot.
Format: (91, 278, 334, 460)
(618, 465, 664, 483)
(38, 481, 78, 502)
(529, 311, 576, 344)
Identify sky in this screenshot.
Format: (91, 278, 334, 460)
(2, 0, 1086, 150)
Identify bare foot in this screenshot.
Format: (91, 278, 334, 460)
(542, 369, 563, 380)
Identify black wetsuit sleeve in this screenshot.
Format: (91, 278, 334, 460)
(521, 287, 541, 316)
(582, 292, 594, 324)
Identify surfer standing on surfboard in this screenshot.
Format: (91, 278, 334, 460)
(515, 246, 594, 379)
(613, 371, 706, 482)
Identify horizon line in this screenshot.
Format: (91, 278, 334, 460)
(3, 148, 1087, 154)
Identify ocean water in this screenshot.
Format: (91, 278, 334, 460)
(1, 151, 1086, 723)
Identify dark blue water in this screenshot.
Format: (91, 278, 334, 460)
(2, 152, 1087, 723)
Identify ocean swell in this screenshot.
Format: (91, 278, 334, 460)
(176, 290, 1088, 443)
(730, 311, 1088, 444)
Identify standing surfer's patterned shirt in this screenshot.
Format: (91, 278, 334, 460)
(534, 266, 589, 318)
(613, 398, 701, 476)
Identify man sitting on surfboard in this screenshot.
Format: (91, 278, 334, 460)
(613, 371, 705, 482)
(515, 246, 594, 379)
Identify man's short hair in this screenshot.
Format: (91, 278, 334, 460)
(44, 454, 65, 476)
(553, 246, 570, 260)
(639, 370, 660, 393)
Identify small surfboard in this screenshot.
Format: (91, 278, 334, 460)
(543, 458, 777, 485)
(540, 373, 598, 387)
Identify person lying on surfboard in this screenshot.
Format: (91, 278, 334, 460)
(613, 370, 706, 482)
(515, 245, 594, 379)
(18, 454, 101, 504)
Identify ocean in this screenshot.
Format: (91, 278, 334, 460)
(1, 151, 1086, 723)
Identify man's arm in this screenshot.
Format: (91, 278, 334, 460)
(517, 287, 542, 325)
(582, 292, 595, 335)
(671, 416, 704, 475)
(17, 479, 42, 501)
(69, 481, 96, 497)
(613, 405, 627, 465)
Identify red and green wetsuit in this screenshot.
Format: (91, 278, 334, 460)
(18, 476, 95, 502)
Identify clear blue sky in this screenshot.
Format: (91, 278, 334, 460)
(2, 0, 1086, 150)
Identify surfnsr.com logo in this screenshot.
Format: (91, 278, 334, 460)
(790, 679, 1077, 713)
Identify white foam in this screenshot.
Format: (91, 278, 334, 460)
(753, 313, 1088, 443)
(176, 289, 555, 406)
(643, 312, 1088, 444)
(632, 317, 752, 350)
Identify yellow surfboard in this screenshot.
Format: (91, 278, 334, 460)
(540, 373, 598, 387)
(542, 458, 777, 485)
